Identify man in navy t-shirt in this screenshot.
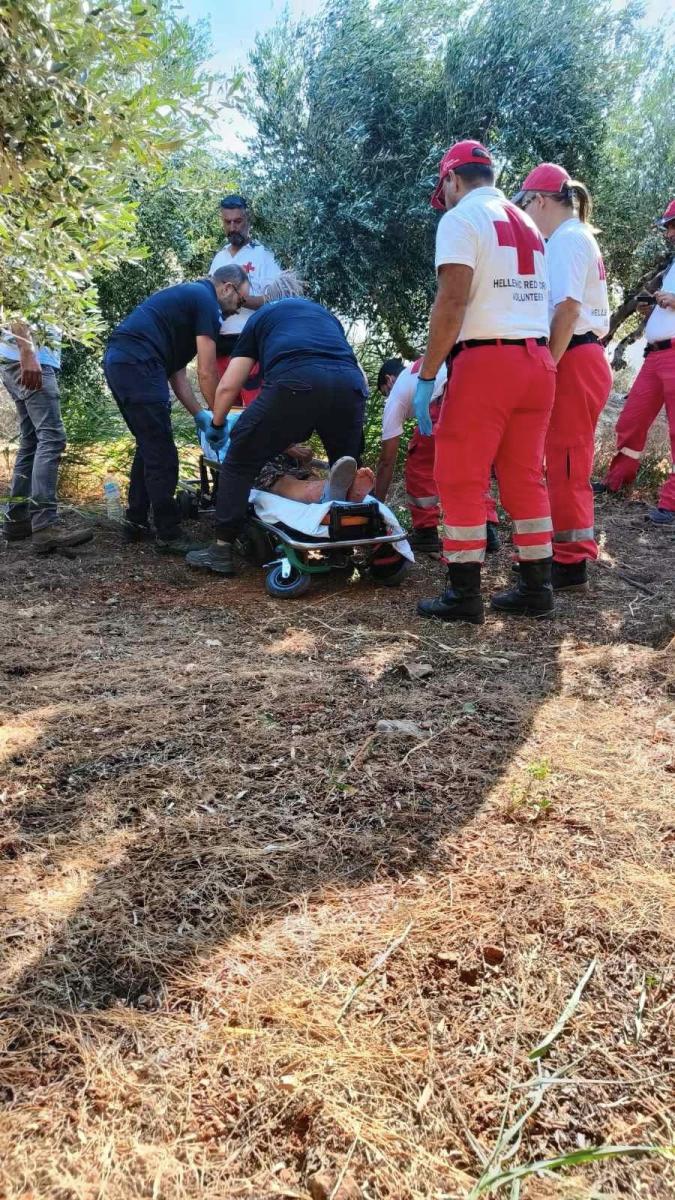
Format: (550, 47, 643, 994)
(186, 285, 368, 576)
(104, 264, 250, 553)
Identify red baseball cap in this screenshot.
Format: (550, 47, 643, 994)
(430, 140, 493, 210)
(512, 163, 571, 205)
(657, 199, 675, 226)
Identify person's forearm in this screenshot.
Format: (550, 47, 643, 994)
(549, 300, 581, 363)
(374, 457, 396, 503)
(212, 380, 242, 425)
(11, 320, 42, 388)
(197, 364, 219, 409)
(421, 295, 465, 378)
(169, 369, 201, 416)
(212, 357, 254, 425)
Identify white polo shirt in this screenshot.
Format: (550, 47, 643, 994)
(435, 186, 549, 341)
(644, 260, 675, 343)
(209, 240, 281, 336)
(381, 363, 448, 440)
(545, 217, 609, 337)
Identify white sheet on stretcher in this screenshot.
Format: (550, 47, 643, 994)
(249, 490, 414, 562)
(199, 432, 414, 563)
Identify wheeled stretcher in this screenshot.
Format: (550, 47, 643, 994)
(178, 420, 413, 598)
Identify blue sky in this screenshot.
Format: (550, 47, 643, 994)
(179, 0, 673, 154)
(180, 0, 324, 152)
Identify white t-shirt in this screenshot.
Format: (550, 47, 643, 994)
(644, 261, 675, 343)
(209, 241, 281, 335)
(545, 217, 609, 337)
(435, 186, 549, 340)
(381, 362, 448, 440)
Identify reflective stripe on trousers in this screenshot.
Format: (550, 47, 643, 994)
(553, 527, 594, 543)
(406, 493, 439, 508)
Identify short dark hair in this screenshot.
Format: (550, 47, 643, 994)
(211, 264, 248, 287)
(377, 357, 405, 389)
(219, 194, 248, 210)
(454, 163, 495, 187)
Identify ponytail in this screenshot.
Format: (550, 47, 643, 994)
(560, 179, 595, 226)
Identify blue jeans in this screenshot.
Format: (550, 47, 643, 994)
(1, 361, 67, 531)
(103, 353, 180, 537)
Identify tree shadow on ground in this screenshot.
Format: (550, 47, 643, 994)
(1, 515, 673, 1197)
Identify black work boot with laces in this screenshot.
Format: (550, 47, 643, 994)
(491, 556, 554, 617)
(417, 562, 485, 624)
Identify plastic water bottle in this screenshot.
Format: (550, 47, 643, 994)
(103, 476, 123, 521)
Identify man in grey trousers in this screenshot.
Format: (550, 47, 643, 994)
(0, 319, 92, 553)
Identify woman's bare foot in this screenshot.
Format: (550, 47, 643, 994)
(347, 467, 375, 503)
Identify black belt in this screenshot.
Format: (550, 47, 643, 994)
(567, 331, 600, 349)
(451, 336, 548, 359)
(645, 338, 675, 356)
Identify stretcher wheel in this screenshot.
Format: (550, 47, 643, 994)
(265, 562, 312, 598)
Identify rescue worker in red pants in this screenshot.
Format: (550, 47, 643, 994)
(512, 164, 612, 589)
(374, 357, 501, 554)
(597, 199, 675, 525)
(414, 140, 556, 624)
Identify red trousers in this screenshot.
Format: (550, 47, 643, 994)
(215, 356, 263, 407)
(435, 343, 555, 563)
(604, 346, 675, 511)
(547, 342, 612, 564)
(405, 398, 498, 532)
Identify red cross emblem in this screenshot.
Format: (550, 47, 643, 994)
(598, 257, 606, 281)
(493, 206, 544, 275)
(242, 261, 255, 273)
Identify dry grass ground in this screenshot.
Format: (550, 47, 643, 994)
(1, 428, 674, 1199)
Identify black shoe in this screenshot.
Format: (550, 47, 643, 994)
(122, 520, 154, 543)
(417, 562, 485, 624)
(408, 526, 442, 555)
(552, 560, 588, 591)
(156, 530, 205, 555)
(32, 521, 94, 555)
(591, 480, 609, 496)
(3, 518, 32, 542)
(486, 521, 500, 553)
(491, 557, 554, 617)
(185, 541, 235, 576)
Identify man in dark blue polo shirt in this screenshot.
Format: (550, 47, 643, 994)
(186, 281, 368, 576)
(103, 265, 250, 552)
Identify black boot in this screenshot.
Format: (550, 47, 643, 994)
(408, 525, 442, 555)
(185, 540, 235, 576)
(417, 562, 485, 624)
(490, 557, 554, 617)
(486, 521, 500, 553)
(551, 559, 588, 591)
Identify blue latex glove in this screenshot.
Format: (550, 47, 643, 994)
(413, 376, 435, 437)
(194, 409, 213, 435)
(204, 420, 228, 451)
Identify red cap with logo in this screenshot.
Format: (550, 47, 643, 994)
(430, 140, 493, 210)
(512, 163, 571, 206)
(657, 199, 675, 227)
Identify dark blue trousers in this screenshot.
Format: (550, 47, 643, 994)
(103, 354, 180, 537)
(215, 362, 366, 541)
